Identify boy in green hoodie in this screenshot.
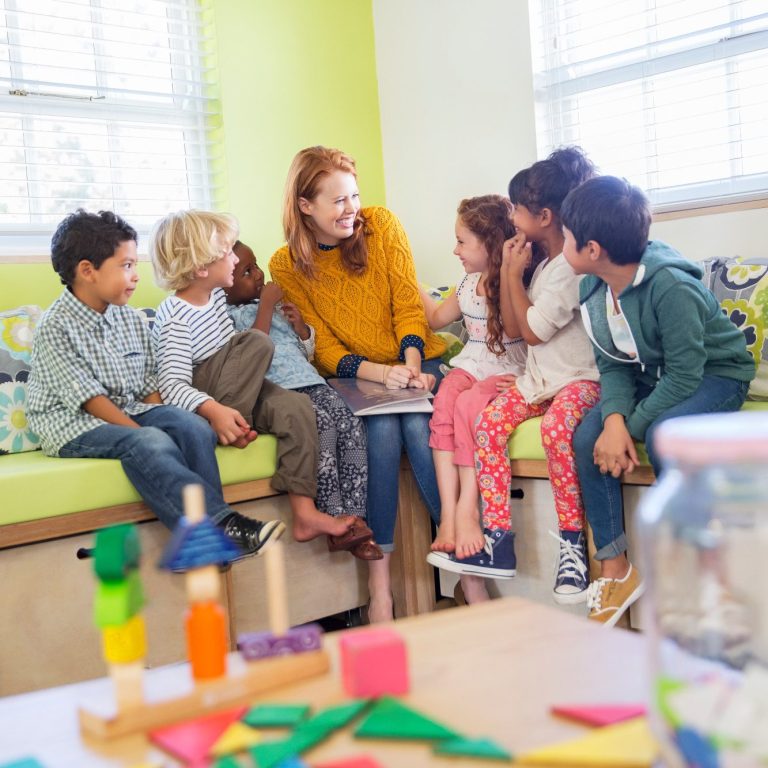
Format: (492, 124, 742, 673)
(561, 176, 755, 627)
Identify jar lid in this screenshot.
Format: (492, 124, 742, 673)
(656, 411, 768, 463)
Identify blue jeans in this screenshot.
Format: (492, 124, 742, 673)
(574, 376, 750, 560)
(59, 405, 233, 530)
(365, 358, 444, 551)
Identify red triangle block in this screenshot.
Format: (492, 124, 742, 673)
(551, 704, 646, 727)
(315, 757, 384, 768)
(149, 706, 247, 766)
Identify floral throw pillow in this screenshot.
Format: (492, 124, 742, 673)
(705, 258, 768, 400)
(0, 305, 42, 453)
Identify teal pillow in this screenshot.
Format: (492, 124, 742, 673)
(0, 305, 42, 453)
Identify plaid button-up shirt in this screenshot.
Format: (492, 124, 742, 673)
(28, 289, 160, 456)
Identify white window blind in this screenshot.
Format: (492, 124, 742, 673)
(0, 0, 220, 251)
(528, 0, 768, 211)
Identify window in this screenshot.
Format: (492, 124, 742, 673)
(528, 0, 768, 211)
(0, 0, 219, 251)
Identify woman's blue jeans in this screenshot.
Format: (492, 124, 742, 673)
(574, 376, 750, 560)
(59, 405, 232, 530)
(365, 358, 444, 551)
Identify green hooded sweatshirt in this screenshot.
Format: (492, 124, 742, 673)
(579, 241, 755, 440)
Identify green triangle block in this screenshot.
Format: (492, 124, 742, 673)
(250, 726, 328, 768)
(434, 736, 513, 761)
(297, 700, 370, 733)
(243, 703, 311, 728)
(213, 756, 242, 768)
(656, 676, 686, 729)
(354, 696, 460, 741)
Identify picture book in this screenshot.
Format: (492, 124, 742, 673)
(328, 378, 434, 416)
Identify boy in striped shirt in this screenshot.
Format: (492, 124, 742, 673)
(28, 209, 284, 557)
(149, 210, 357, 544)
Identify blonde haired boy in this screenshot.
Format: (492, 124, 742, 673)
(150, 210, 356, 544)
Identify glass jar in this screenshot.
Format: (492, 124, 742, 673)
(637, 411, 768, 767)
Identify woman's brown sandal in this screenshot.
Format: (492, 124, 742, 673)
(349, 539, 384, 561)
(327, 517, 375, 553)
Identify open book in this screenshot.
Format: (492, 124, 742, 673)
(328, 378, 434, 416)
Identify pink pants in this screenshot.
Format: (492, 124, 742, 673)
(429, 368, 511, 466)
(474, 380, 601, 531)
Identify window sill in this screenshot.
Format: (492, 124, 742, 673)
(653, 197, 768, 222)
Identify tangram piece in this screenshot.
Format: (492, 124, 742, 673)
(209, 721, 262, 756)
(149, 706, 246, 765)
(434, 736, 513, 761)
(212, 758, 241, 768)
(298, 700, 370, 733)
(238, 624, 323, 661)
(354, 696, 460, 741)
(314, 756, 384, 768)
(0, 760, 46, 768)
(243, 703, 311, 728)
(273, 759, 309, 768)
(249, 725, 329, 768)
(158, 516, 241, 572)
(551, 703, 647, 727)
(655, 676, 686, 729)
(339, 628, 408, 698)
(675, 726, 718, 768)
(517, 716, 658, 767)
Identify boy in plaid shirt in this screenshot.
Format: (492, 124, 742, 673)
(27, 209, 284, 556)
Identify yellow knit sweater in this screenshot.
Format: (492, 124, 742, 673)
(269, 206, 445, 377)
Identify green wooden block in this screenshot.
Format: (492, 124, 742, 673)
(434, 736, 513, 761)
(213, 757, 241, 768)
(243, 703, 310, 728)
(93, 523, 140, 582)
(297, 700, 370, 733)
(354, 696, 460, 741)
(94, 569, 144, 627)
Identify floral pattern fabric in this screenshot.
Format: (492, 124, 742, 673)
(0, 306, 42, 454)
(474, 380, 601, 531)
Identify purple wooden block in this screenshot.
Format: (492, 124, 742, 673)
(237, 622, 323, 661)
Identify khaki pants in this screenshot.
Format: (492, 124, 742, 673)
(193, 330, 318, 497)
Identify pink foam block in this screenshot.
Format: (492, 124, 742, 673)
(551, 703, 647, 727)
(339, 627, 409, 697)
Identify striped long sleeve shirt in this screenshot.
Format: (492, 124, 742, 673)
(152, 288, 235, 412)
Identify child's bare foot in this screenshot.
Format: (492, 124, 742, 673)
(232, 429, 258, 449)
(454, 504, 485, 560)
(431, 522, 455, 552)
(293, 509, 355, 542)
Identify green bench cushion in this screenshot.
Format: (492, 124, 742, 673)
(0, 436, 277, 526)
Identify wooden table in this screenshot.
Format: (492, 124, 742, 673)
(0, 597, 651, 767)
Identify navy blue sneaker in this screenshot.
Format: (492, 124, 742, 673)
(550, 529, 589, 604)
(426, 529, 516, 579)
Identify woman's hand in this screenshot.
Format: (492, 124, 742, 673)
(383, 364, 415, 390)
(495, 374, 517, 392)
(281, 302, 310, 340)
(408, 371, 436, 391)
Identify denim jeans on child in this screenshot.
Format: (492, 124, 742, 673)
(365, 357, 444, 551)
(574, 375, 750, 560)
(58, 405, 233, 530)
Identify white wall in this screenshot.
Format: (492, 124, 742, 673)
(373, 0, 767, 282)
(373, 0, 537, 286)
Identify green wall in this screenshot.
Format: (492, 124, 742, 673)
(211, 0, 386, 275)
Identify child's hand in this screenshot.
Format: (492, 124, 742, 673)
(201, 401, 254, 446)
(502, 232, 531, 276)
(384, 364, 415, 389)
(260, 282, 283, 306)
(281, 302, 310, 340)
(495, 374, 517, 392)
(405, 368, 436, 391)
(593, 414, 639, 478)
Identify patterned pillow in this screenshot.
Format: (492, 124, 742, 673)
(0, 305, 42, 453)
(704, 258, 768, 400)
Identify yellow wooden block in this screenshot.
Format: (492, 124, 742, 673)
(209, 721, 261, 756)
(517, 717, 658, 767)
(102, 614, 147, 664)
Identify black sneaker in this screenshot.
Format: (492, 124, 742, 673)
(221, 512, 286, 559)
